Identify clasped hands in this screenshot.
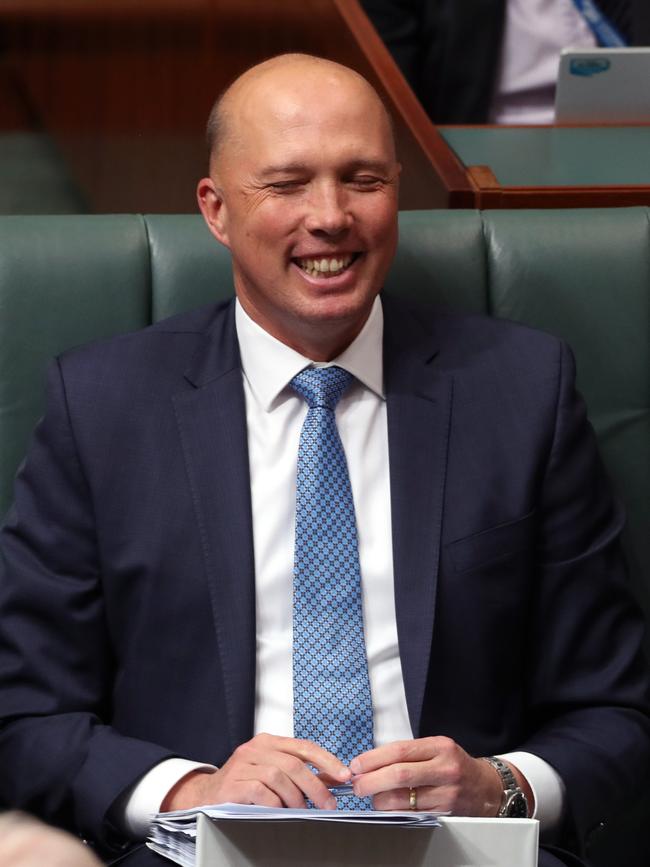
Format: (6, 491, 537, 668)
(162, 733, 532, 816)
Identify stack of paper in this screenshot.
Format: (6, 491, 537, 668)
(148, 803, 444, 866)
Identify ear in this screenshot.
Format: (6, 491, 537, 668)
(197, 177, 230, 248)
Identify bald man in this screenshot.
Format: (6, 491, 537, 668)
(0, 55, 648, 867)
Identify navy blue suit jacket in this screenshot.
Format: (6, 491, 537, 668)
(0, 296, 648, 858)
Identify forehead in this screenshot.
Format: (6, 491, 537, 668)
(223, 68, 395, 169)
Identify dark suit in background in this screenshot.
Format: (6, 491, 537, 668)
(0, 295, 648, 864)
(361, 0, 650, 123)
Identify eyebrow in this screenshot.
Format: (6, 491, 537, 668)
(258, 159, 393, 178)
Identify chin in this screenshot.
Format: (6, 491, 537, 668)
(300, 288, 376, 322)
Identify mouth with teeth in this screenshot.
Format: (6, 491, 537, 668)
(294, 253, 359, 278)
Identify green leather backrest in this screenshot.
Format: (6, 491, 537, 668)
(1, 210, 648, 622)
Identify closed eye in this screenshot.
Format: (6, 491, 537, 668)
(347, 175, 386, 190)
(268, 180, 305, 193)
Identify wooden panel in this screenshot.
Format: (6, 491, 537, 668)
(467, 183, 650, 209)
(0, 0, 471, 211)
(446, 124, 650, 209)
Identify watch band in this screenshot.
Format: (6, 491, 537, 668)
(482, 756, 529, 818)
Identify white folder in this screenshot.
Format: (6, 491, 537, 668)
(195, 812, 539, 867)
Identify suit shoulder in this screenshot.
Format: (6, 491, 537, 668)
(385, 295, 565, 359)
(439, 310, 563, 353)
(57, 300, 232, 376)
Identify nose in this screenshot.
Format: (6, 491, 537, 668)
(304, 182, 351, 236)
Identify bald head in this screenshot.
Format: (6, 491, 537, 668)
(206, 53, 395, 172)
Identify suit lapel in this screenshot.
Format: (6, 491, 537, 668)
(383, 297, 453, 738)
(173, 302, 256, 753)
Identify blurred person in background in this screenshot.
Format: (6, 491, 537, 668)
(362, 0, 650, 124)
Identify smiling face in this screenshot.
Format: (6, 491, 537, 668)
(197, 56, 400, 360)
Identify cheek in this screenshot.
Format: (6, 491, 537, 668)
(359, 198, 398, 244)
(367, 218, 398, 264)
(251, 200, 302, 241)
(240, 221, 283, 263)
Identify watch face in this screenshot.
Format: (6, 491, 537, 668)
(506, 792, 529, 818)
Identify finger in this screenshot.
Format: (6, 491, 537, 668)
(170, 767, 285, 810)
(294, 771, 337, 810)
(352, 761, 426, 798)
(350, 736, 453, 775)
(229, 779, 284, 808)
(247, 754, 337, 810)
(252, 733, 350, 781)
(352, 752, 462, 799)
(233, 762, 307, 808)
(315, 770, 345, 787)
(372, 786, 411, 811)
(373, 785, 453, 813)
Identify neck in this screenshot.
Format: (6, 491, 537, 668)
(236, 300, 372, 362)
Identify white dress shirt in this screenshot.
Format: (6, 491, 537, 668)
(489, 0, 597, 123)
(124, 297, 564, 836)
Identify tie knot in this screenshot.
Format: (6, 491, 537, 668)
(290, 366, 354, 410)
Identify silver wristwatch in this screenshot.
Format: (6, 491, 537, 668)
(482, 756, 529, 818)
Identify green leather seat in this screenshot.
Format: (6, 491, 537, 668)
(0, 210, 648, 866)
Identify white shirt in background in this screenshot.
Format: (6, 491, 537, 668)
(490, 0, 597, 123)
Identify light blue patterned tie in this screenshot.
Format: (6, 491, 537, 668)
(290, 366, 374, 811)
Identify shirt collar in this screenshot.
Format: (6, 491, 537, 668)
(235, 296, 385, 411)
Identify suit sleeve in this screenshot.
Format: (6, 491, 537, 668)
(0, 359, 176, 849)
(519, 342, 650, 847)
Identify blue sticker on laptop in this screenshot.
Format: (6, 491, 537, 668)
(569, 58, 611, 77)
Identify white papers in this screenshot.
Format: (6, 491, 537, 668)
(148, 803, 444, 866)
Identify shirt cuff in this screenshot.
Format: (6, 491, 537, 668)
(498, 751, 565, 834)
(122, 758, 217, 839)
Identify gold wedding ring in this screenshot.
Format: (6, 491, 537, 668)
(409, 787, 417, 811)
